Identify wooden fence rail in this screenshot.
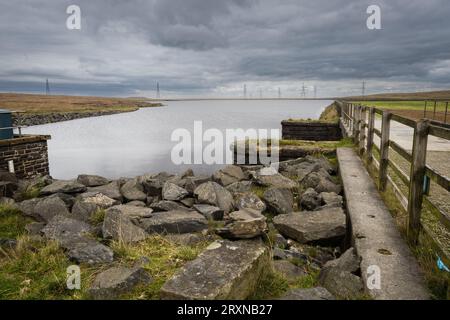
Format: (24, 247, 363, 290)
(338, 101, 450, 250)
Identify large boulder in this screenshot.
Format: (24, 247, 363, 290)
(102, 208, 148, 244)
(88, 181, 123, 201)
(77, 174, 109, 187)
(193, 204, 224, 221)
(194, 182, 234, 214)
(262, 188, 294, 215)
(42, 215, 113, 264)
(106, 204, 153, 218)
(273, 208, 346, 245)
(216, 209, 267, 239)
(299, 188, 321, 211)
(71, 200, 99, 222)
(40, 180, 87, 195)
(253, 167, 297, 189)
(279, 287, 335, 300)
(162, 182, 189, 201)
(213, 165, 245, 186)
(79, 192, 119, 208)
(139, 211, 208, 234)
(120, 178, 146, 202)
(160, 239, 269, 299)
(89, 265, 152, 300)
(235, 193, 266, 212)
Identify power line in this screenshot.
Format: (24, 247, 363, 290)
(301, 83, 306, 98)
(156, 82, 160, 98)
(362, 81, 366, 97)
(45, 79, 50, 95)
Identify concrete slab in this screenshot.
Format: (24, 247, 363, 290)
(337, 148, 429, 300)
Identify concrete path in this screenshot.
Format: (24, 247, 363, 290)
(337, 148, 430, 300)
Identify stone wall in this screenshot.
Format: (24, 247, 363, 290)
(0, 135, 51, 178)
(281, 121, 342, 141)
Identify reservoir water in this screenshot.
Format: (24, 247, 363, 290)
(23, 100, 332, 179)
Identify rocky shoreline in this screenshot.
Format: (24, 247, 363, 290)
(12, 103, 163, 127)
(0, 155, 367, 300)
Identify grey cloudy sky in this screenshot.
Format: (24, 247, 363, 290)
(0, 0, 449, 98)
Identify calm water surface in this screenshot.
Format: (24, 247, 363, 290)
(24, 100, 332, 179)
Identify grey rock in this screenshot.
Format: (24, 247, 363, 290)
(273, 247, 288, 260)
(0, 197, 18, 209)
(183, 175, 211, 194)
(150, 200, 190, 212)
(139, 210, 208, 234)
(49, 193, 76, 209)
(160, 239, 269, 299)
(319, 192, 343, 209)
(320, 248, 361, 275)
(194, 182, 234, 214)
(273, 208, 346, 245)
(181, 168, 194, 179)
(77, 174, 110, 187)
(103, 208, 148, 244)
(299, 188, 321, 211)
(33, 196, 71, 222)
(120, 179, 146, 202)
(0, 181, 18, 198)
(319, 268, 364, 299)
(25, 222, 46, 235)
(213, 165, 245, 186)
(253, 167, 297, 189)
(216, 209, 267, 239)
(274, 233, 288, 249)
(273, 260, 306, 281)
(106, 205, 153, 218)
(139, 172, 173, 196)
(225, 181, 253, 194)
(126, 200, 147, 207)
(235, 192, 266, 212)
(263, 188, 294, 215)
(42, 215, 113, 265)
(88, 181, 123, 201)
(302, 172, 341, 194)
(79, 192, 119, 209)
(279, 287, 335, 300)
(162, 182, 189, 201)
(40, 180, 87, 195)
(89, 265, 152, 300)
(193, 204, 224, 221)
(71, 200, 99, 222)
(180, 197, 195, 208)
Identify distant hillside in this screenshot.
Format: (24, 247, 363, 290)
(342, 90, 450, 101)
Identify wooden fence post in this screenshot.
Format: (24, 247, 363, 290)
(359, 107, 367, 155)
(353, 105, 361, 143)
(407, 119, 429, 244)
(379, 111, 391, 191)
(366, 107, 375, 163)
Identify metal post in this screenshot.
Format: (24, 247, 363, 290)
(433, 101, 437, 120)
(445, 102, 448, 124)
(424, 101, 427, 118)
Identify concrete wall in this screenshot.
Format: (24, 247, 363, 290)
(0, 135, 51, 178)
(281, 121, 342, 141)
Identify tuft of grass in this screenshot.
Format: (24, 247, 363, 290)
(110, 235, 211, 299)
(251, 185, 268, 199)
(89, 209, 106, 226)
(0, 236, 95, 300)
(0, 204, 31, 239)
(248, 269, 289, 300)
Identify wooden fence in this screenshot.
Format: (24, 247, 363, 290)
(338, 101, 450, 258)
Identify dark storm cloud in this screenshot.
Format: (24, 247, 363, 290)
(0, 0, 449, 97)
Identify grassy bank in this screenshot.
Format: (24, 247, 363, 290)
(0, 93, 162, 114)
